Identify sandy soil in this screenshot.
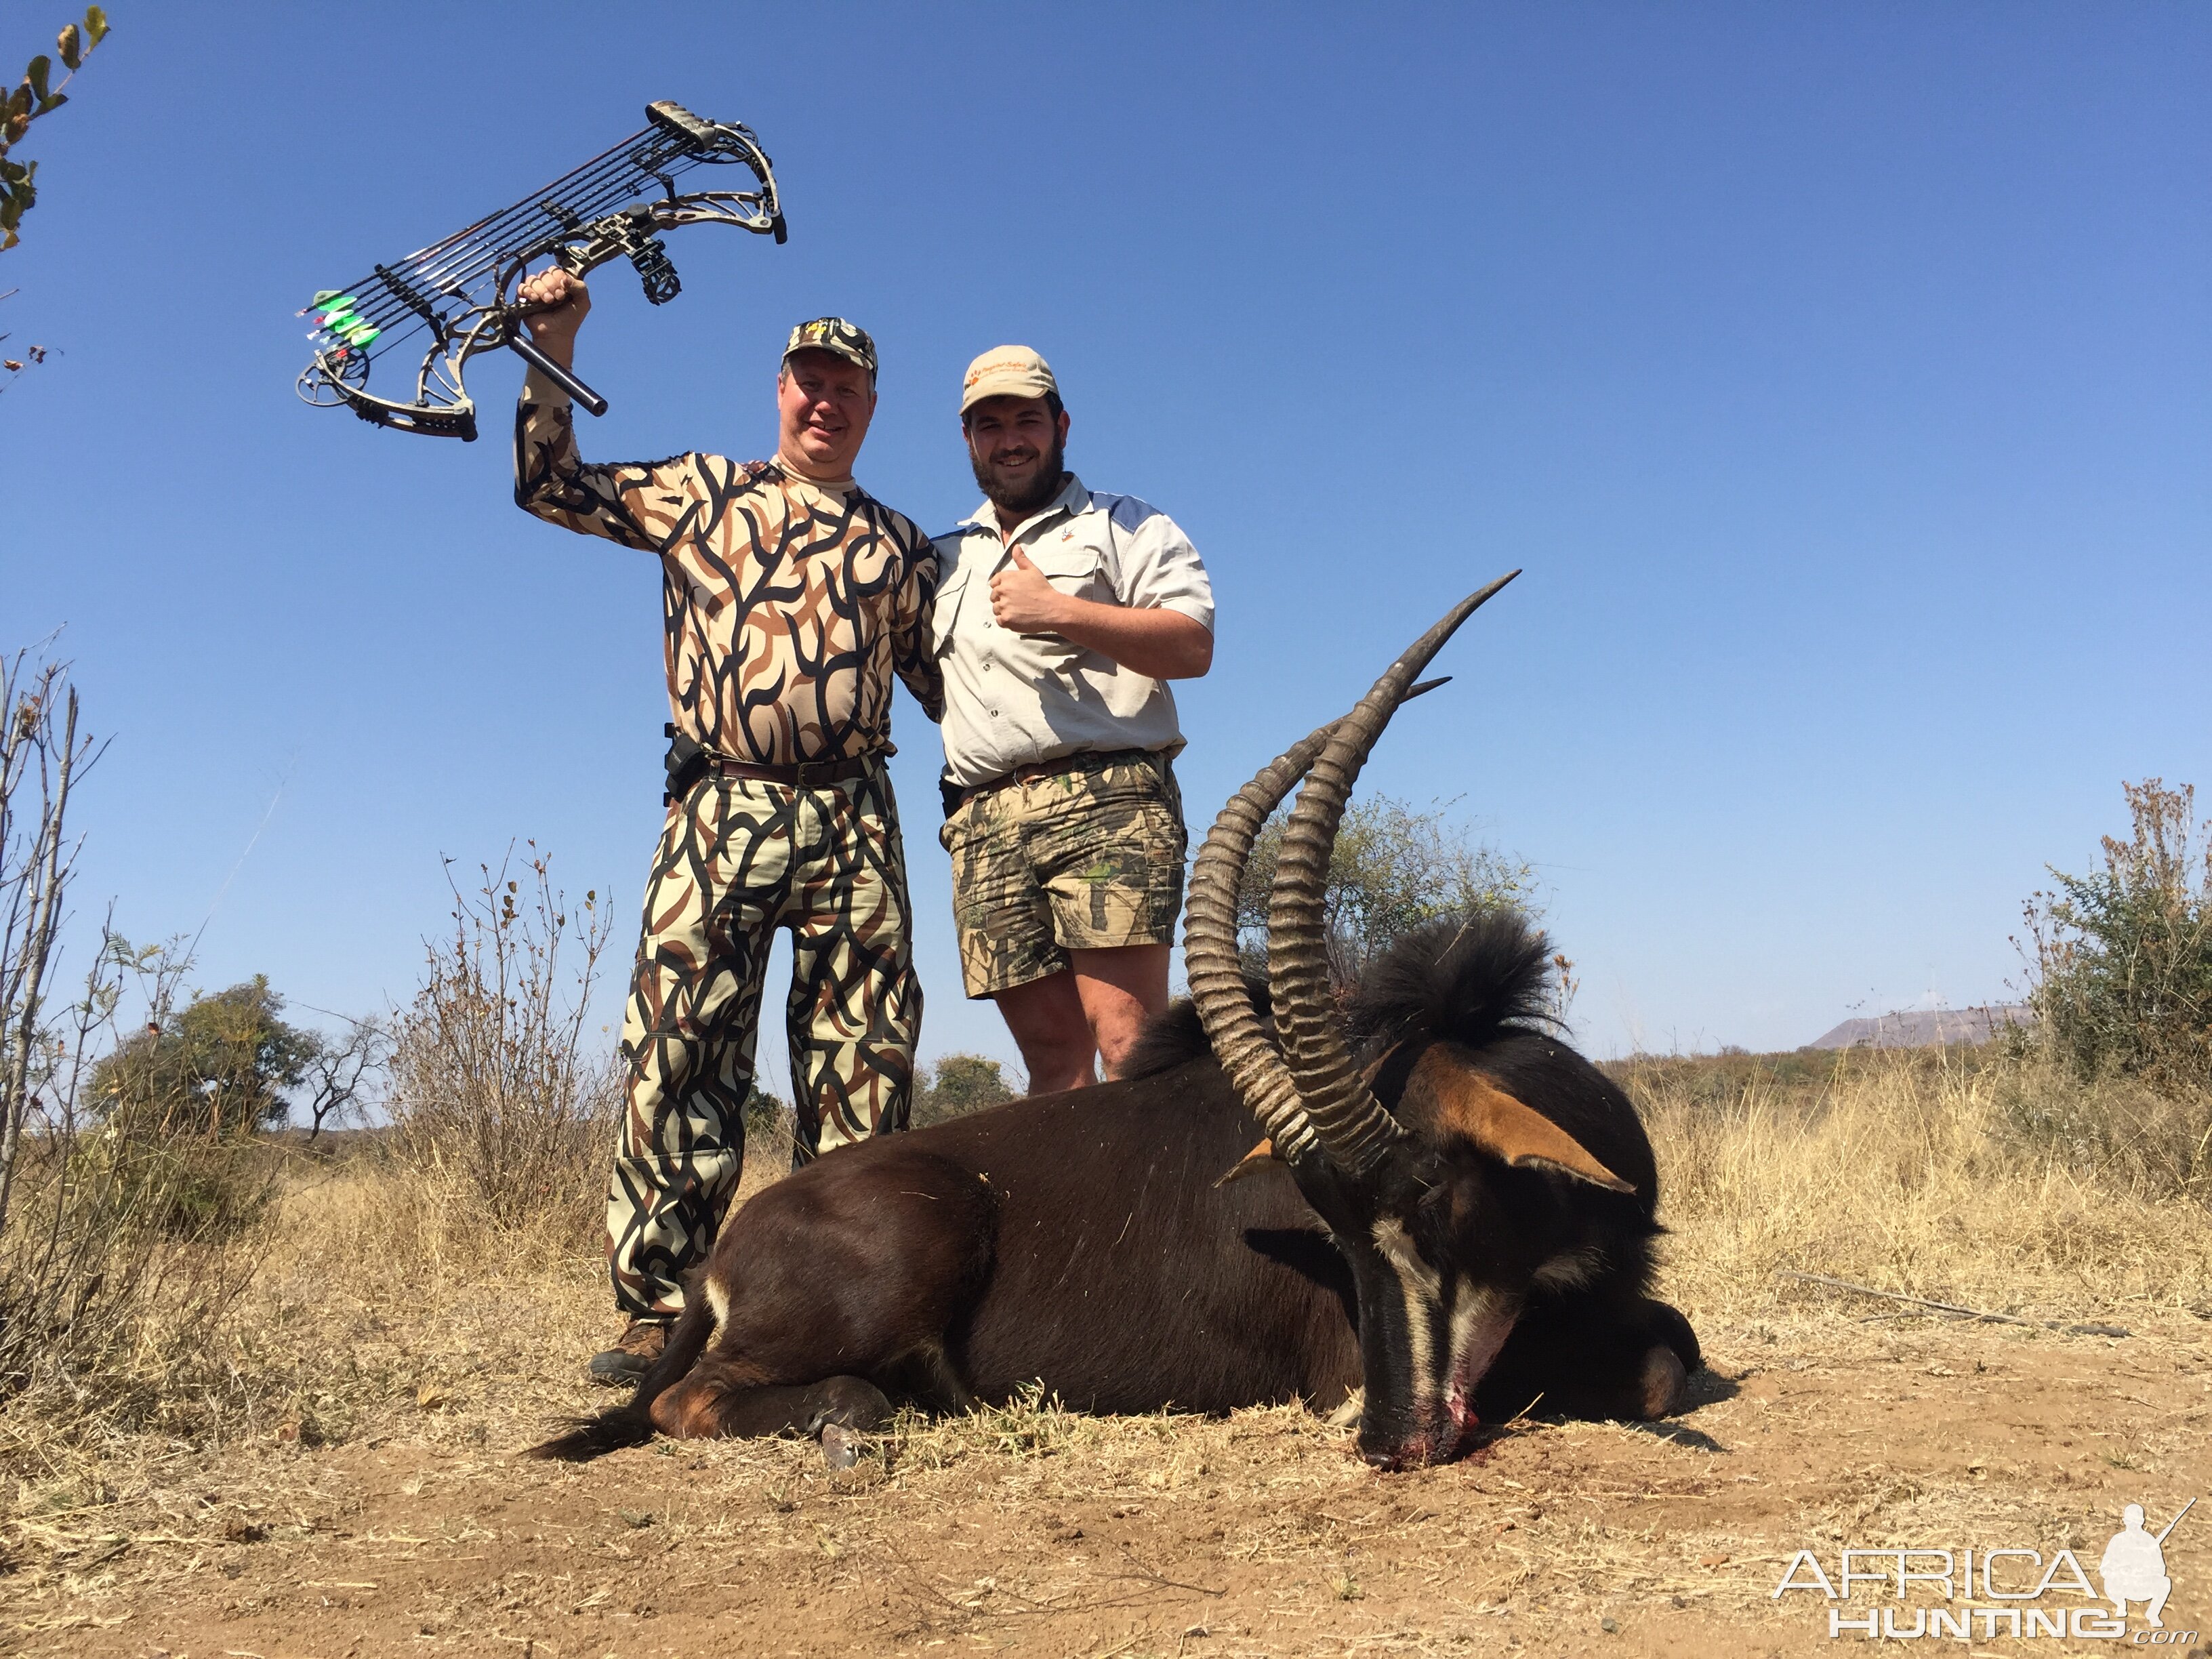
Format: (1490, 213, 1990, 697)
(6, 1307, 2209, 1658)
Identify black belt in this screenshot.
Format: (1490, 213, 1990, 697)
(705, 753, 878, 788)
(665, 723, 878, 802)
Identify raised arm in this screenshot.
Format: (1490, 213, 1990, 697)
(511, 268, 696, 550)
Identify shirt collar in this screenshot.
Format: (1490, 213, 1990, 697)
(766, 459, 863, 502)
(960, 472, 1092, 539)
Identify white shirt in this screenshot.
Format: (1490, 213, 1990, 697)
(930, 474, 1214, 788)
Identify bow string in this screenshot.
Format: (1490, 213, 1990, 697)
(295, 100, 783, 441)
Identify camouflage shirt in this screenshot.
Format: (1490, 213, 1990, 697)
(514, 371, 943, 765)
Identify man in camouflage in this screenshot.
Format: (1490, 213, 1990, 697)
(512, 267, 940, 1382)
(933, 347, 1214, 1092)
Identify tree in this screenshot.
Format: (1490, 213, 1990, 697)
(1, 8, 110, 253)
(1235, 793, 1538, 993)
(294, 1015, 390, 1141)
(2019, 778, 2212, 1088)
(913, 1054, 1015, 1126)
(89, 975, 316, 1137)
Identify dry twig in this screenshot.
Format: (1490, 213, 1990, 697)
(1777, 1270, 2129, 1337)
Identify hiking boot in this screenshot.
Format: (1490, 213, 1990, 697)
(587, 1317, 669, 1387)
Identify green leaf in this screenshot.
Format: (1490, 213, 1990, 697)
(85, 7, 110, 47)
(35, 92, 66, 117)
(6, 85, 30, 122)
(58, 24, 81, 71)
(25, 56, 48, 104)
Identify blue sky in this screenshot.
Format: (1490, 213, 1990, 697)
(3, 3, 2206, 1092)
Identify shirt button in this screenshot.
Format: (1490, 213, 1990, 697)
(983, 661, 994, 672)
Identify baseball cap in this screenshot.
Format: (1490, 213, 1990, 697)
(960, 344, 1058, 413)
(783, 317, 877, 379)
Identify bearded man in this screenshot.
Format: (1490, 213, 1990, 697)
(931, 347, 1214, 1092)
(512, 267, 941, 1382)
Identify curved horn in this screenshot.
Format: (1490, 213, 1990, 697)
(1265, 573, 1520, 1172)
(1184, 679, 1454, 1162)
(1185, 722, 1338, 1161)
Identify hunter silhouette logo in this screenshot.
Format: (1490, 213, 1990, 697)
(1774, 1496, 2199, 1641)
(2104, 1500, 2192, 1629)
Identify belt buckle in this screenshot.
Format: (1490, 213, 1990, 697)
(793, 759, 821, 791)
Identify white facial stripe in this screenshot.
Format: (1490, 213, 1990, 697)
(1445, 1284, 1517, 1404)
(705, 1277, 730, 1345)
(1532, 1245, 1603, 1292)
(1370, 1216, 1444, 1406)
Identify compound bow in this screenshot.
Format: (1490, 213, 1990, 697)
(295, 100, 783, 441)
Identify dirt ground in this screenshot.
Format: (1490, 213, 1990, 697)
(7, 1305, 2209, 1659)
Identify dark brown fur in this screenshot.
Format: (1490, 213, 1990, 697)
(529, 913, 1697, 1464)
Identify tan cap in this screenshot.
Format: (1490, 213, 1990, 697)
(960, 344, 1058, 413)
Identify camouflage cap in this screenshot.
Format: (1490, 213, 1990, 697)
(784, 316, 877, 379)
(960, 344, 1057, 413)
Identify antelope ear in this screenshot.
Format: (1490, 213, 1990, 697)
(1427, 1065, 1635, 1194)
(1215, 1137, 1281, 1187)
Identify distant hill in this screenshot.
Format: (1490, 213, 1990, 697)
(1807, 1006, 2030, 1050)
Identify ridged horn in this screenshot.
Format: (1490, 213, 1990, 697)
(1265, 573, 1521, 1173)
(1184, 680, 1452, 1163)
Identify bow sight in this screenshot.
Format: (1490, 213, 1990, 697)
(296, 101, 783, 441)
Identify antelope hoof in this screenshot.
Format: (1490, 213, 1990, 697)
(821, 1422, 861, 1470)
(1635, 1344, 1689, 1419)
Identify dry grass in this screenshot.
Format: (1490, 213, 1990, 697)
(9, 1048, 2210, 1487)
(1636, 1046, 2212, 1334)
(5, 1048, 2212, 1654)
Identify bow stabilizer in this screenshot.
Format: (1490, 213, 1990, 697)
(295, 101, 783, 441)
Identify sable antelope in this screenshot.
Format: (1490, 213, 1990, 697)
(531, 578, 1700, 1469)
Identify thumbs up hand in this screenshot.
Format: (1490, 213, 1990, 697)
(989, 545, 1070, 635)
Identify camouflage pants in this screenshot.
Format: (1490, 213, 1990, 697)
(940, 748, 1187, 998)
(607, 761, 921, 1319)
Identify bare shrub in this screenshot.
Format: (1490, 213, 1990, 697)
(741, 1083, 795, 1167)
(0, 647, 268, 1435)
(0, 644, 86, 1243)
(383, 846, 620, 1241)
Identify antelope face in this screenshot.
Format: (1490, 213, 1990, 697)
(1185, 573, 1604, 1470)
(1289, 1044, 1633, 1469)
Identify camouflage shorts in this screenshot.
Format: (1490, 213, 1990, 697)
(939, 749, 1187, 998)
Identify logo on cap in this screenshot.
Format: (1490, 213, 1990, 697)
(785, 317, 877, 378)
(959, 344, 1058, 413)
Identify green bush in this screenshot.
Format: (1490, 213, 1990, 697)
(88, 975, 314, 1138)
(913, 1054, 1016, 1126)
(2020, 779, 2212, 1090)
(1235, 793, 1536, 992)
